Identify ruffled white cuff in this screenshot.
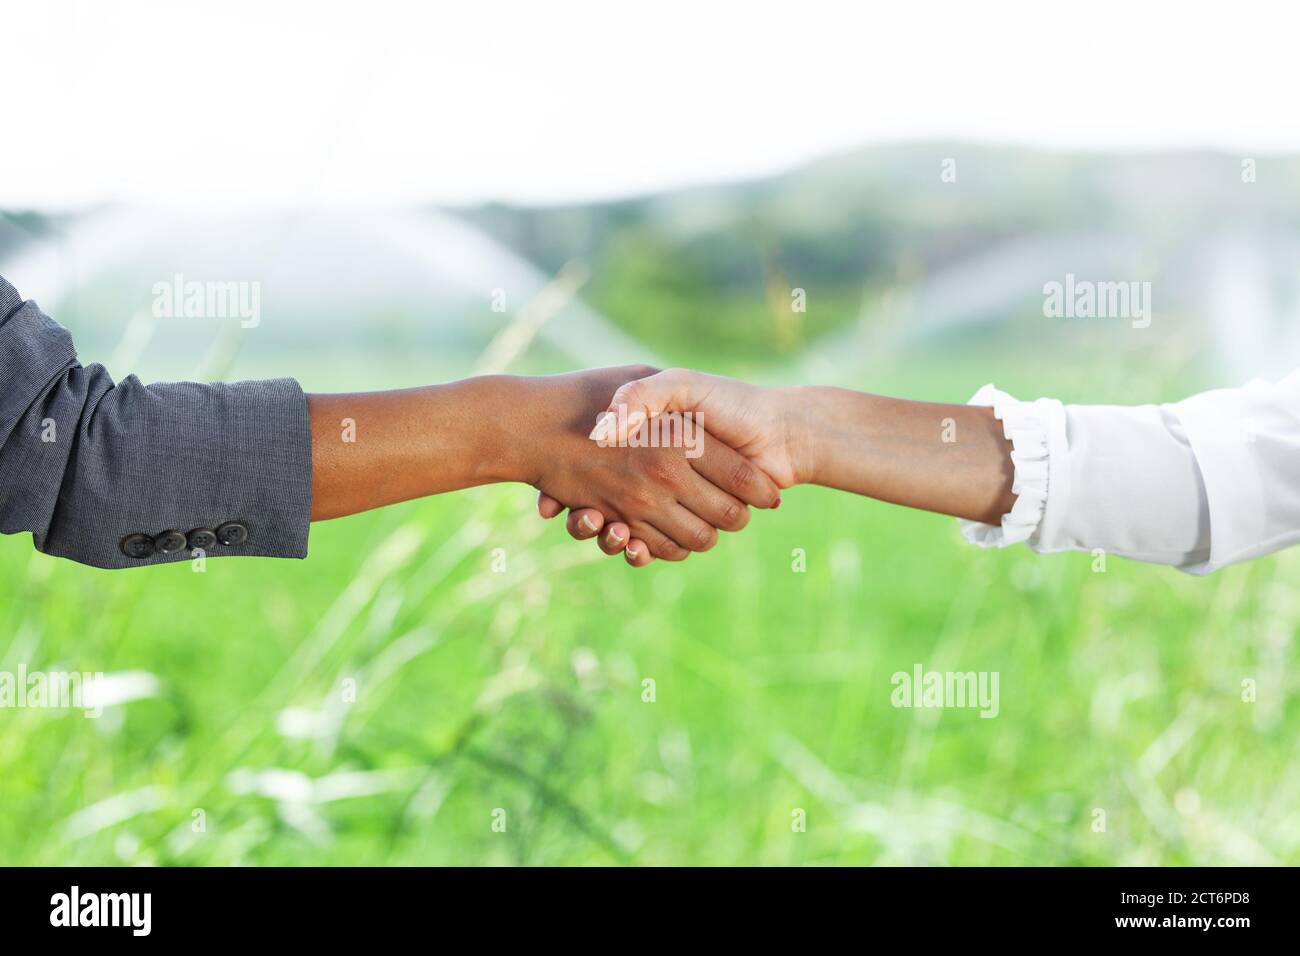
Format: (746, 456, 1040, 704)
(958, 384, 1052, 548)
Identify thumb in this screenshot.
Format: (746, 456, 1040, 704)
(588, 369, 703, 444)
(536, 491, 565, 519)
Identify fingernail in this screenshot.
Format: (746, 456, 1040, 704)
(773, 496, 782, 509)
(579, 514, 599, 534)
(589, 411, 614, 442)
(626, 544, 640, 559)
(609, 527, 626, 544)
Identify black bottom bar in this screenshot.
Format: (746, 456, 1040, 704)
(0, 866, 1279, 941)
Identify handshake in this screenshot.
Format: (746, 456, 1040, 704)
(529, 365, 803, 567)
(310, 362, 1018, 562)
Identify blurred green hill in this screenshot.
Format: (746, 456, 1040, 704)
(460, 144, 1300, 369)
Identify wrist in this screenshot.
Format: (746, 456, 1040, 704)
(778, 384, 826, 486)
(466, 375, 546, 486)
(787, 384, 879, 487)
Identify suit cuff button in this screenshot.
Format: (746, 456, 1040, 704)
(187, 528, 218, 551)
(216, 521, 249, 546)
(155, 529, 187, 554)
(120, 533, 155, 559)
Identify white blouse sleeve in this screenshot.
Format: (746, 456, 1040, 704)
(959, 370, 1300, 574)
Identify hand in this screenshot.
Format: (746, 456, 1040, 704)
(520, 366, 781, 563)
(594, 369, 808, 487)
(537, 368, 801, 564)
(542, 367, 1022, 537)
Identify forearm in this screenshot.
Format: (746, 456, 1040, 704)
(789, 386, 1017, 526)
(307, 364, 766, 566)
(308, 376, 531, 520)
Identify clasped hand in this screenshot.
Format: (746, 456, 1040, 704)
(533, 366, 799, 567)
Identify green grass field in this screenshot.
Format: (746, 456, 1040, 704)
(3, 328, 1297, 867)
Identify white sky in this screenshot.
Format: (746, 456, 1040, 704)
(3, 0, 1299, 210)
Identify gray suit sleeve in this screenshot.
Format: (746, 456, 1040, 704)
(0, 275, 313, 569)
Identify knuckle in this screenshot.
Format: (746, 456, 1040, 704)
(656, 540, 688, 561)
(616, 381, 644, 407)
(720, 500, 748, 531)
(691, 525, 718, 552)
(621, 486, 657, 512)
(644, 458, 680, 487)
(729, 460, 756, 493)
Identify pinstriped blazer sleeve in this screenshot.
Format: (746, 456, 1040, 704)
(0, 274, 313, 569)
